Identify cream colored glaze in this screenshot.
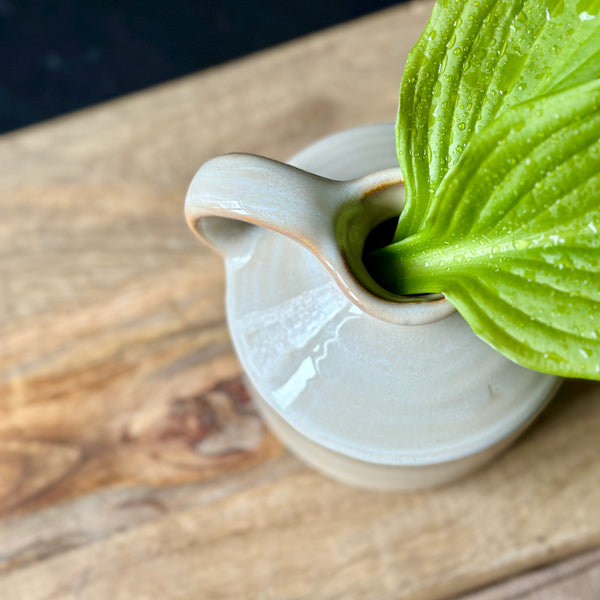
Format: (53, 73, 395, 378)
(185, 123, 561, 489)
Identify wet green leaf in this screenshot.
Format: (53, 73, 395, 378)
(395, 0, 600, 240)
(373, 82, 600, 378)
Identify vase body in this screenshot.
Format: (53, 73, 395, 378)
(186, 123, 561, 490)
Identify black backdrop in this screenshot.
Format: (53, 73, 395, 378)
(0, 0, 407, 133)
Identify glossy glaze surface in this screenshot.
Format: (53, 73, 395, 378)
(186, 123, 560, 485)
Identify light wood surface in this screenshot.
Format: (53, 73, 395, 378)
(458, 546, 600, 599)
(1, 1, 600, 598)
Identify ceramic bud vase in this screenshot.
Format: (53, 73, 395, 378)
(185, 123, 561, 491)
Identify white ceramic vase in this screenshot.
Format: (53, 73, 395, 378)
(185, 123, 561, 491)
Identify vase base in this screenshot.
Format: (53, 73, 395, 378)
(247, 378, 555, 491)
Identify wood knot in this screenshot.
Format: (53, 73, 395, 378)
(126, 377, 264, 459)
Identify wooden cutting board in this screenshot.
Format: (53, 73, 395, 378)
(1, 1, 599, 598)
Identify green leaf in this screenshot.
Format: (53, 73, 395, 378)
(371, 81, 600, 379)
(395, 0, 600, 241)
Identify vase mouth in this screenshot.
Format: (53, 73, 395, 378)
(283, 122, 457, 326)
(332, 167, 456, 326)
(337, 261, 456, 326)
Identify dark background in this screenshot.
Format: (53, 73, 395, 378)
(0, 0, 407, 134)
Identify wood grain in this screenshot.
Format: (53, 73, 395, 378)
(457, 546, 600, 599)
(1, 1, 600, 598)
(1, 382, 600, 599)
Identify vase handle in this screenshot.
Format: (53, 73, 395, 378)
(185, 153, 346, 258)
